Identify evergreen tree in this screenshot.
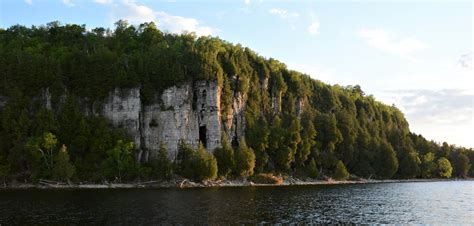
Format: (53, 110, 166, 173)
(274, 114, 301, 171)
(398, 151, 421, 178)
(333, 160, 349, 181)
(52, 144, 75, 182)
(307, 158, 319, 179)
(195, 143, 218, 181)
(296, 111, 317, 168)
(234, 138, 256, 177)
(214, 134, 234, 177)
(175, 141, 197, 180)
(451, 152, 470, 178)
(0, 155, 10, 183)
(149, 143, 172, 180)
(376, 140, 398, 179)
(246, 116, 269, 173)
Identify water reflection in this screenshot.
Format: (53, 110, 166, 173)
(0, 181, 473, 224)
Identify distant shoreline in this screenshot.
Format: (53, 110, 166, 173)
(1, 178, 471, 189)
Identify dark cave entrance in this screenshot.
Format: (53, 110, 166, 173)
(199, 126, 207, 148)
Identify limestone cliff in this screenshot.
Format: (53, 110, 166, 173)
(100, 80, 247, 161)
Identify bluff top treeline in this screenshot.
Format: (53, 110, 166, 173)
(0, 21, 472, 183)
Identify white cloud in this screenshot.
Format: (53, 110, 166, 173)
(94, 0, 113, 4)
(156, 12, 217, 36)
(244, 0, 250, 5)
(381, 89, 474, 147)
(62, 0, 74, 7)
(308, 21, 320, 35)
(358, 29, 427, 60)
(269, 8, 299, 19)
(25, 0, 32, 5)
(110, 0, 217, 36)
(112, 0, 155, 24)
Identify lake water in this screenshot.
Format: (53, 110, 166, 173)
(0, 181, 473, 224)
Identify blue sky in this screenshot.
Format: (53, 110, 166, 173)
(1, 0, 473, 147)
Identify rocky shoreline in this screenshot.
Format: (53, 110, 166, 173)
(1, 178, 469, 189)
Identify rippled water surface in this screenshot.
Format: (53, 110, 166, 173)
(1, 181, 473, 224)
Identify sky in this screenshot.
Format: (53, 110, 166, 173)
(1, 0, 473, 148)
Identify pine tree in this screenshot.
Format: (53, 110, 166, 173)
(150, 142, 172, 180)
(52, 144, 75, 182)
(234, 138, 256, 177)
(196, 144, 218, 181)
(214, 134, 234, 177)
(377, 140, 399, 179)
(333, 160, 349, 181)
(307, 158, 319, 179)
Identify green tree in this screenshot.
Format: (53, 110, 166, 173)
(398, 151, 421, 178)
(352, 129, 374, 178)
(195, 144, 218, 181)
(274, 114, 301, 171)
(296, 111, 317, 168)
(102, 140, 135, 182)
(52, 144, 75, 182)
(315, 113, 342, 171)
(451, 152, 470, 178)
(420, 152, 436, 178)
(175, 142, 218, 181)
(0, 155, 10, 184)
(468, 151, 474, 177)
(175, 141, 197, 180)
(214, 134, 234, 177)
(246, 116, 269, 173)
(26, 132, 58, 179)
(234, 138, 256, 177)
(333, 160, 349, 181)
(376, 140, 398, 179)
(306, 158, 319, 179)
(149, 143, 172, 180)
(437, 157, 453, 178)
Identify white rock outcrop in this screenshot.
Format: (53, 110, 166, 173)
(101, 81, 230, 161)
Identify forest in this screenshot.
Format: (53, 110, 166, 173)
(0, 21, 473, 184)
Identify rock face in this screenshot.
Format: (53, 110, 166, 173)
(103, 88, 143, 149)
(101, 81, 229, 161)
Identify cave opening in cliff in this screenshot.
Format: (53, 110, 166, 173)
(199, 126, 207, 148)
